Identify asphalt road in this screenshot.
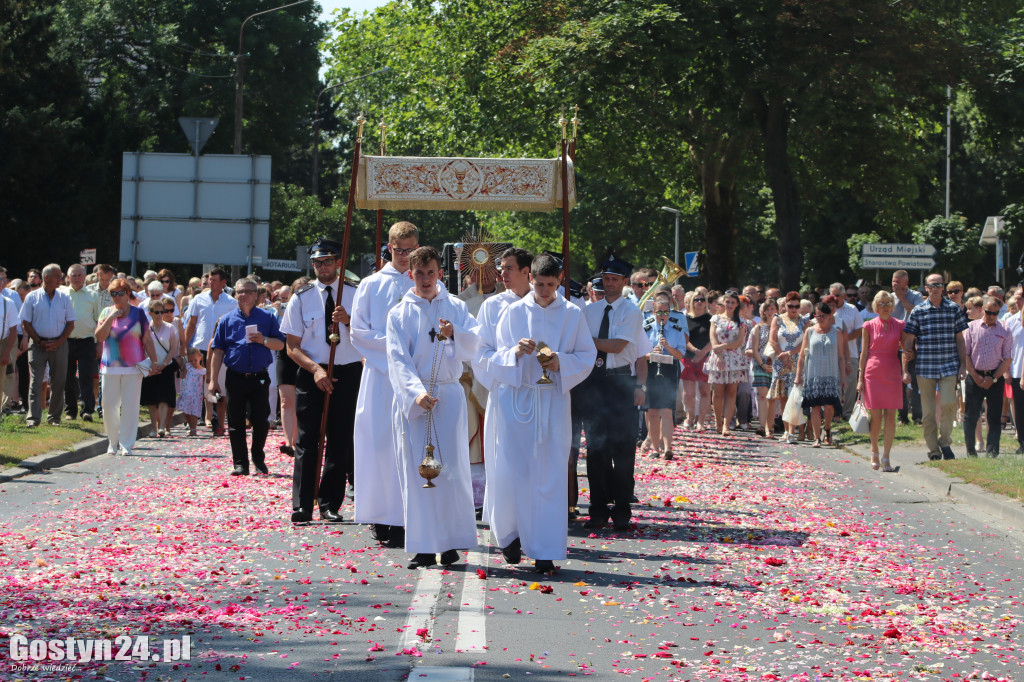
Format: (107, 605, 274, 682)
(2, 424, 1023, 681)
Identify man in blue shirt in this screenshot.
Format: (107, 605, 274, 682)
(209, 277, 286, 475)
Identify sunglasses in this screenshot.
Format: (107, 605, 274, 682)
(947, 289, 962, 295)
(162, 309, 174, 314)
(693, 297, 706, 302)
(236, 289, 257, 296)
(926, 282, 945, 288)
(984, 310, 1000, 316)
(151, 309, 167, 314)
(633, 282, 650, 288)
(110, 290, 128, 297)
(161, 279, 171, 284)
(787, 304, 801, 309)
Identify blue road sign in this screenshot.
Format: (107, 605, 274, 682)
(684, 251, 699, 277)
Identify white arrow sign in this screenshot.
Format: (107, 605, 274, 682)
(861, 255, 936, 270)
(861, 243, 936, 257)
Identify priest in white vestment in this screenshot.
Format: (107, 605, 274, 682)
(350, 221, 418, 548)
(485, 254, 596, 574)
(387, 246, 482, 569)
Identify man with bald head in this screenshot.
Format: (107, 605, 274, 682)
(19, 264, 76, 426)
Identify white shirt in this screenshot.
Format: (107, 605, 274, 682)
(0, 292, 19, 338)
(185, 289, 237, 350)
(19, 287, 76, 339)
(279, 279, 360, 365)
(2, 289, 23, 336)
(834, 301, 864, 358)
(582, 295, 652, 373)
(1005, 314, 1024, 378)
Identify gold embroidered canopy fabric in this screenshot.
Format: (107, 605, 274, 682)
(355, 156, 576, 212)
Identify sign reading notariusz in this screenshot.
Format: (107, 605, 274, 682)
(861, 243, 936, 270)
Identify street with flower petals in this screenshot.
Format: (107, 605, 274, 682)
(2, 423, 1023, 681)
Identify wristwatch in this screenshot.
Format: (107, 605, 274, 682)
(636, 384, 647, 392)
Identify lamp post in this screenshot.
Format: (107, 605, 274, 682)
(311, 66, 390, 196)
(234, 0, 313, 155)
(660, 206, 681, 265)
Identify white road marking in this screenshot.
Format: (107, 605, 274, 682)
(455, 541, 489, 652)
(401, 568, 443, 649)
(407, 667, 475, 680)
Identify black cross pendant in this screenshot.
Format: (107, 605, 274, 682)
(429, 327, 438, 343)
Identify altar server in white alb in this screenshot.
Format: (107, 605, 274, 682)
(387, 246, 482, 569)
(486, 254, 596, 575)
(350, 221, 419, 548)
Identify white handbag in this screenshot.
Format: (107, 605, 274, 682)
(782, 384, 806, 425)
(849, 399, 870, 434)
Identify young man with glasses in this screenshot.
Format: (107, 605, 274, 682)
(208, 278, 286, 476)
(281, 238, 362, 523)
(349, 221, 419, 545)
(962, 296, 1012, 458)
(902, 274, 968, 460)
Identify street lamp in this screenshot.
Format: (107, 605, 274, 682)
(661, 206, 681, 265)
(311, 66, 390, 196)
(234, 0, 313, 155)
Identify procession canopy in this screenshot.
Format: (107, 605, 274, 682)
(355, 155, 576, 212)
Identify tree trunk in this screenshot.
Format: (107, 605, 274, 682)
(690, 131, 747, 290)
(752, 92, 802, 291)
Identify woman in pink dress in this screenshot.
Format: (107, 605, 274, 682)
(856, 290, 904, 471)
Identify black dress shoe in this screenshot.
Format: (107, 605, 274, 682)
(280, 444, 295, 457)
(408, 553, 436, 569)
(371, 523, 391, 543)
(986, 450, 1000, 458)
(439, 549, 460, 566)
(567, 508, 578, 521)
(291, 509, 312, 523)
(583, 517, 607, 529)
(965, 448, 978, 458)
(940, 446, 956, 460)
(231, 465, 249, 476)
(386, 526, 405, 549)
(501, 538, 522, 565)
(534, 559, 556, 574)
(320, 508, 344, 523)
(253, 460, 269, 475)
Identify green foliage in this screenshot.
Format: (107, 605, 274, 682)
(847, 232, 883, 275)
(913, 214, 980, 276)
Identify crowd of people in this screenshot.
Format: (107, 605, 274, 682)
(3, 237, 1022, 573)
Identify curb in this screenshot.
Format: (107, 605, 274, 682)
(0, 412, 188, 484)
(841, 440, 1024, 530)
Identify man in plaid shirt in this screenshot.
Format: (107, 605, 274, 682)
(902, 273, 968, 460)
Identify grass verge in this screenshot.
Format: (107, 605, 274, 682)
(0, 413, 107, 468)
(925, 456, 1024, 503)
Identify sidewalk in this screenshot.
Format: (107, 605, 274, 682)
(0, 412, 186, 484)
(838, 436, 1024, 529)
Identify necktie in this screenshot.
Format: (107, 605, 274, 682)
(324, 285, 335, 339)
(596, 303, 612, 367)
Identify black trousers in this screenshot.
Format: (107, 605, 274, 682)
(64, 337, 97, 417)
(899, 355, 922, 422)
(225, 369, 271, 469)
(964, 373, 1004, 454)
(579, 370, 636, 524)
(293, 362, 361, 512)
(568, 386, 585, 511)
(16, 336, 28, 405)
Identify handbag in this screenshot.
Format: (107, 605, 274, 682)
(849, 399, 870, 434)
(782, 383, 806, 425)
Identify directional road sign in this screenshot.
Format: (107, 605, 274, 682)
(684, 251, 699, 277)
(861, 243, 936, 257)
(79, 248, 96, 266)
(861, 255, 936, 270)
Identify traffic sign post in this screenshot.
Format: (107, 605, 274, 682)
(684, 251, 699, 277)
(80, 248, 96, 266)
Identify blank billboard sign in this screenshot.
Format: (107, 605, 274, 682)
(120, 153, 271, 267)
